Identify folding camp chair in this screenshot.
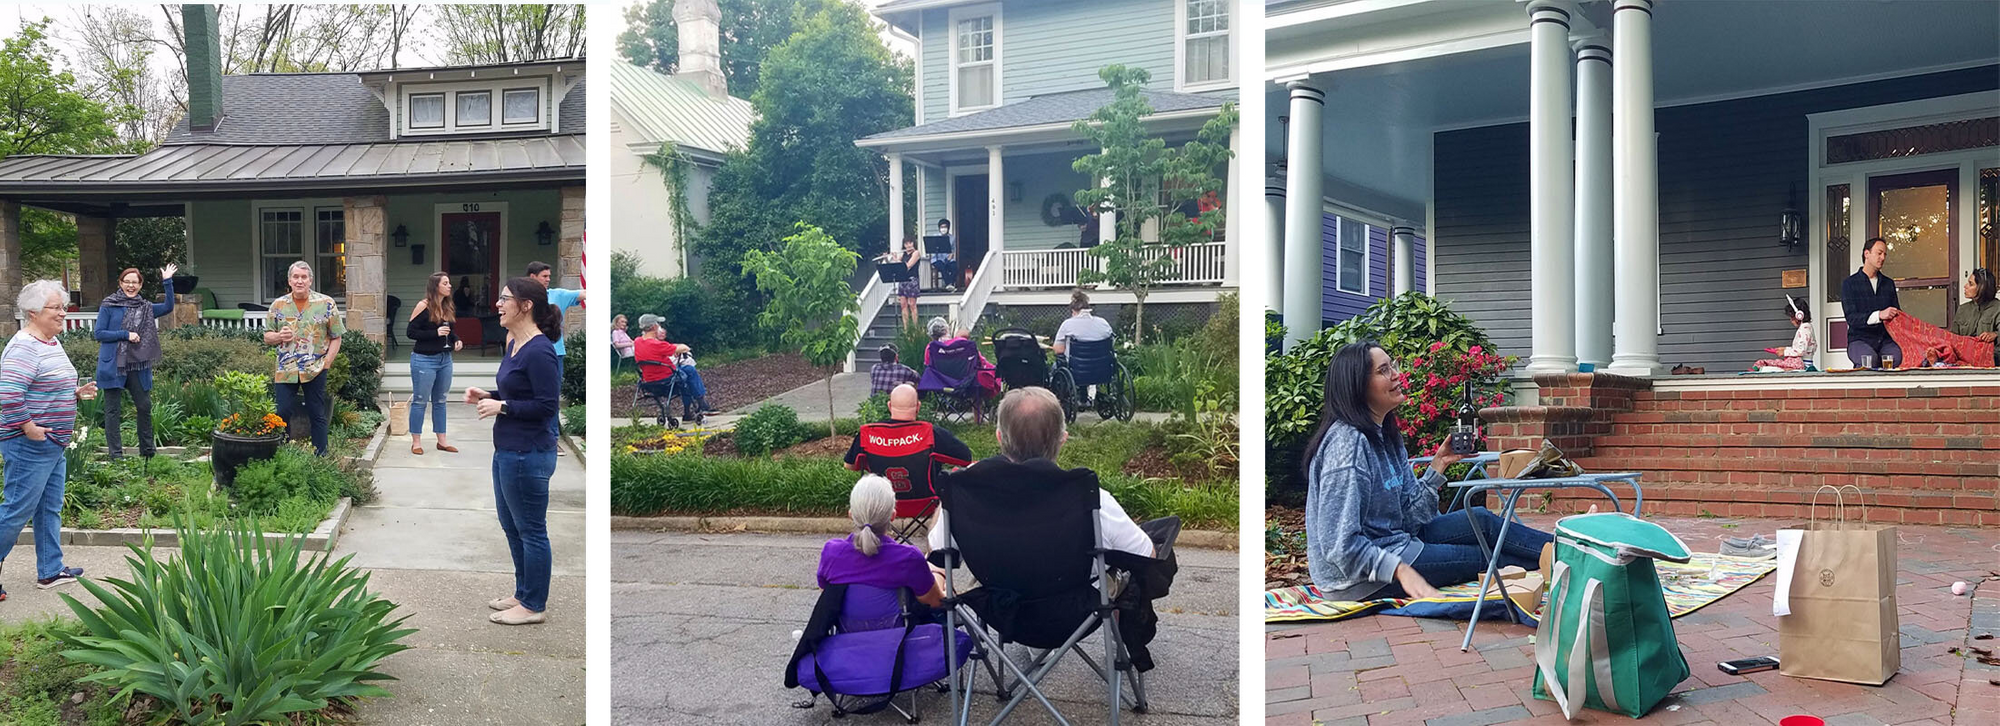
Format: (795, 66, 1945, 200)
(849, 420, 969, 544)
(932, 467, 1147, 725)
(917, 339, 993, 424)
(786, 583, 976, 723)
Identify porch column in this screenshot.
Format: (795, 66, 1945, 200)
(0, 202, 20, 335)
(1608, 0, 1662, 376)
(559, 185, 585, 336)
(342, 196, 387, 345)
(1099, 172, 1116, 245)
(987, 146, 1005, 258)
(1573, 36, 1615, 369)
(1281, 81, 1325, 351)
(1525, 0, 1576, 375)
(887, 152, 904, 255)
(1391, 226, 1416, 296)
(76, 216, 116, 305)
(1265, 178, 1285, 312)
(1222, 127, 1242, 286)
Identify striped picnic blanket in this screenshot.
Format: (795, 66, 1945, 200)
(1266, 553, 1778, 624)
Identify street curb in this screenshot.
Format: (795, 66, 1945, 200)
(610, 514, 1239, 550)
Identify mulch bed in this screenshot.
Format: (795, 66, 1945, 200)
(1266, 505, 1310, 590)
(1122, 446, 1210, 481)
(771, 435, 850, 460)
(612, 352, 830, 417)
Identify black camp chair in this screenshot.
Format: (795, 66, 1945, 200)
(931, 465, 1150, 725)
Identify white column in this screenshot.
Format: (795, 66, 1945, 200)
(887, 152, 904, 256)
(1608, 0, 1662, 376)
(1525, 0, 1577, 375)
(1100, 171, 1116, 245)
(1265, 178, 1286, 312)
(1391, 225, 1416, 296)
(1222, 128, 1242, 286)
(1281, 81, 1325, 351)
(987, 146, 1005, 257)
(1573, 37, 1614, 369)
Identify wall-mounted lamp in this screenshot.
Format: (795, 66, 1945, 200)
(536, 220, 555, 246)
(392, 224, 410, 248)
(1008, 182, 1023, 202)
(410, 244, 425, 266)
(1779, 185, 1803, 250)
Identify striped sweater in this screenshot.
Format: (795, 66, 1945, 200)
(0, 330, 80, 446)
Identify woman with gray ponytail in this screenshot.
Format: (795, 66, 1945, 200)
(815, 475, 946, 606)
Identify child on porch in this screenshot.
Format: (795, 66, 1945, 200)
(1750, 295, 1814, 371)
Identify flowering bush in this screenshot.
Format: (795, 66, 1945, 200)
(1393, 340, 1515, 455)
(625, 428, 718, 456)
(214, 371, 283, 438)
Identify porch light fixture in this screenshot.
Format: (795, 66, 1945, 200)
(1008, 182, 1023, 202)
(392, 224, 409, 248)
(536, 220, 555, 246)
(1779, 185, 1802, 250)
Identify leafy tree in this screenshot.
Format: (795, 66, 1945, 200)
(696, 3, 911, 291)
(0, 21, 133, 277)
(1071, 65, 1237, 346)
(114, 217, 190, 298)
(616, 0, 843, 99)
(741, 223, 860, 437)
(433, 4, 586, 64)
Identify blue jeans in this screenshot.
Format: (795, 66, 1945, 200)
(1379, 507, 1554, 597)
(493, 448, 556, 612)
(0, 436, 68, 580)
(275, 372, 330, 456)
(408, 352, 453, 435)
(677, 365, 709, 414)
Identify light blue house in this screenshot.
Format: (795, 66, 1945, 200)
(851, 0, 1244, 367)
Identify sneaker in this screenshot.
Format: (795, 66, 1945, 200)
(36, 566, 83, 589)
(1720, 535, 1777, 559)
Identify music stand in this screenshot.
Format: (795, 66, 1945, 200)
(922, 234, 953, 255)
(877, 259, 913, 283)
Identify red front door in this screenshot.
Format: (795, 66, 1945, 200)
(441, 212, 502, 346)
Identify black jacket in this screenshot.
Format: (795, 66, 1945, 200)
(1840, 269, 1901, 348)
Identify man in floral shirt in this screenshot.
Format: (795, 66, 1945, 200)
(262, 261, 345, 455)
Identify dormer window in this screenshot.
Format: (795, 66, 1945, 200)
(398, 78, 551, 136)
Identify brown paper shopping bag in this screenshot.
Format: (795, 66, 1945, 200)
(387, 394, 410, 437)
(1777, 486, 1899, 685)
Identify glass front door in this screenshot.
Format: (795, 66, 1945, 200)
(442, 211, 502, 312)
(1868, 170, 1959, 329)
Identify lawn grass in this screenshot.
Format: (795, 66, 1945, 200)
(0, 619, 125, 726)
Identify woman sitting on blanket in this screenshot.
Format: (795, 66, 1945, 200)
(1750, 295, 1815, 371)
(1884, 268, 1999, 368)
(1302, 341, 1555, 601)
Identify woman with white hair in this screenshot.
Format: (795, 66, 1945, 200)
(815, 474, 945, 607)
(0, 280, 98, 601)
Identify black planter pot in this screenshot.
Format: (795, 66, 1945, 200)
(211, 430, 283, 488)
(169, 275, 199, 294)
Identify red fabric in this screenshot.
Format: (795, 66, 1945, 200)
(1886, 314, 1996, 368)
(634, 337, 680, 382)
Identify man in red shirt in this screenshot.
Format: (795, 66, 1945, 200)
(632, 315, 688, 420)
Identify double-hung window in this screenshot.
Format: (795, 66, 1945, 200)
(950, 5, 1000, 114)
(1336, 216, 1369, 295)
(1180, 0, 1231, 89)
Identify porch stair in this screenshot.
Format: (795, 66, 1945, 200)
(852, 295, 994, 361)
(378, 359, 500, 397)
(1485, 374, 2000, 526)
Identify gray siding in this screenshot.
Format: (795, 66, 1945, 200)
(1433, 66, 2000, 372)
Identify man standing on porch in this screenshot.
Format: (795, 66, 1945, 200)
(526, 262, 584, 452)
(263, 261, 344, 456)
(1841, 237, 1905, 369)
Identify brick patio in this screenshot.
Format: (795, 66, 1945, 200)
(1266, 514, 2000, 726)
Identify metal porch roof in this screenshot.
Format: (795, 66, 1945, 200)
(0, 136, 585, 196)
(861, 88, 1229, 144)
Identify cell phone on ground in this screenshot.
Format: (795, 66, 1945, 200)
(1718, 656, 1779, 675)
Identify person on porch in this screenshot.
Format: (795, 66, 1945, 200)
(1951, 268, 1998, 344)
(929, 219, 957, 293)
(0, 279, 100, 601)
(1751, 295, 1815, 371)
(94, 264, 178, 459)
(263, 261, 344, 456)
(891, 237, 923, 328)
(1302, 341, 1554, 601)
(1840, 237, 1904, 369)
(526, 262, 585, 453)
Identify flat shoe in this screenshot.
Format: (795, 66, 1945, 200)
(437, 444, 459, 453)
(489, 596, 518, 611)
(489, 609, 547, 625)
(411, 444, 424, 455)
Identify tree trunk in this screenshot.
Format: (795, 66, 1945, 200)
(826, 374, 837, 438)
(1133, 291, 1147, 346)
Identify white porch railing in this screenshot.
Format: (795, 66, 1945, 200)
(16, 311, 269, 333)
(997, 241, 1228, 289)
(951, 250, 1003, 332)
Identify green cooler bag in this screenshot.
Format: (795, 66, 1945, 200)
(1532, 512, 1691, 719)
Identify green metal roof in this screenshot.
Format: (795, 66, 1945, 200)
(608, 62, 755, 156)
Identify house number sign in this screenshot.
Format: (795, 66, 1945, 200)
(461, 203, 482, 212)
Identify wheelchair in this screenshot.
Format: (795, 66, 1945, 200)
(1049, 336, 1135, 424)
(634, 359, 701, 428)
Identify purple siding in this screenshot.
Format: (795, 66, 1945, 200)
(1319, 215, 1429, 327)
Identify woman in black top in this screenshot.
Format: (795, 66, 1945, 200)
(465, 276, 563, 626)
(405, 272, 463, 455)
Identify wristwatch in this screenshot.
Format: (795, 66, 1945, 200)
(499, 400, 510, 416)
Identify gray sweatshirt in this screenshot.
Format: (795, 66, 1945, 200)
(1303, 422, 1444, 601)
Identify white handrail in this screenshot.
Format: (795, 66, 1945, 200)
(846, 275, 894, 373)
(951, 249, 1003, 332)
(995, 241, 1228, 289)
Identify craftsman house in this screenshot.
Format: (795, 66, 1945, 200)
(0, 4, 585, 379)
(1266, 0, 1998, 524)
(849, 0, 1245, 368)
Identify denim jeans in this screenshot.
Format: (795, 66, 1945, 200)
(0, 436, 68, 580)
(275, 372, 330, 455)
(1377, 507, 1555, 597)
(493, 448, 557, 612)
(408, 352, 453, 435)
(102, 370, 155, 459)
(677, 365, 709, 415)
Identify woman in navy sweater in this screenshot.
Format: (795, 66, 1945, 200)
(465, 276, 564, 626)
(92, 265, 176, 459)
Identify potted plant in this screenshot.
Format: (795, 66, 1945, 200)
(210, 370, 286, 487)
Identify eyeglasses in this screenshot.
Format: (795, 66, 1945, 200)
(496, 294, 518, 303)
(40, 304, 67, 312)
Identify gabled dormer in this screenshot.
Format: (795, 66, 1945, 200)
(359, 60, 585, 140)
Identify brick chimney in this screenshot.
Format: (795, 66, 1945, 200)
(183, 5, 223, 131)
(673, 0, 728, 98)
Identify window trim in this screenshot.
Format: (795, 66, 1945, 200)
(455, 90, 493, 128)
(947, 3, 1003, 117)
(1175, 0, 1235, 92)
(407, 93, 446, 130)
(399, 78, 551, 136)
(252, 200, 346, 302)
(1334, 215, 1370, 296)
(501, 87, 542, 126)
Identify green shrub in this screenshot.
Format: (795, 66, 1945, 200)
(57, 518, 415, 724)
(328, 333, 383, 411)
(563, 404, 588, 436)
(733, 404, 811, 456)
(611, 454, 855, 515)
(230, 444, 354, 515)
(611, 250, 764, 352)
(563, 329, 587, 406)
(856, 392, 889, 423)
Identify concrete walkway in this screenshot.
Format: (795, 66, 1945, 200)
(610, 530, 1240, 725)
(341, 403, 588, 725)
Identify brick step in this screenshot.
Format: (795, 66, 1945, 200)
(1633, 386, 2000, 403)
(1566, 458, 1996, 491)
(1538, 483, 1999, 525)
(1582, 447, 2000, 471)
(1602, 418, 2000, 439)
